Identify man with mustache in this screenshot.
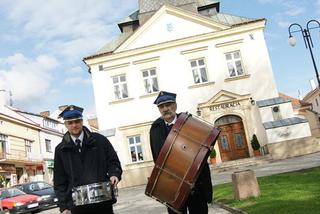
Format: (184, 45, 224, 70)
(149, 91, 213, 214)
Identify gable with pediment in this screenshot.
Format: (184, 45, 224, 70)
(116, 5, 228, 52)
(199, 90, 250, 108)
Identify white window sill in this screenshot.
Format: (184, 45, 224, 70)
(188, 81, 215, 89)
(109, 97, 134, 105)
(224, 74, 251, 82)
(139, 92, 159, 99)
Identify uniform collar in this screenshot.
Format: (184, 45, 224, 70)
(70, 131, 84, 144)
(164, 115, 177, 126)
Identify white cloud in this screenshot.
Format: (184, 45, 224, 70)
(2, 0, 138, 60)
(278, 21, 291, 28)
(69, 66, 84, 74)
(0, 53, 58, 102)
(63, 77, 91, 85)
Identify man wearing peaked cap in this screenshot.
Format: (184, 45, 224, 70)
(149, 91, 213, 214)
(54, 105, 122, 214)
(153, 91, 177, 106)
(58, 105, 83, 121)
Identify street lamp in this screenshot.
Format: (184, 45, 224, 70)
(288, 20, 320, 88)
(0, 89, 13, 106)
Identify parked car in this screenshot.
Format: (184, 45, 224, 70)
(0, 187, 41, 214)
(14, 182, 58, 210)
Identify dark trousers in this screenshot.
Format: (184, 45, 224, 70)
(167, 191, 208, 214)
(71, 202, 114, 214)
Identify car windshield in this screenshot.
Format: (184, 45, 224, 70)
(28, 182, 52, 191)
(5, 188, 26, 198)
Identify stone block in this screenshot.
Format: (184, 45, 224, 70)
(232, 169, 260, 200)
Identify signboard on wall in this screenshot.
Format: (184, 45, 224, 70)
(11, 174, 17, 186)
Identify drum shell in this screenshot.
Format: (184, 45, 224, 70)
(145, 113, 220, 212)
(72, 182, 114, 206)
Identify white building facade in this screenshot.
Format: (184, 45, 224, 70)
(84, 0, 317, 187)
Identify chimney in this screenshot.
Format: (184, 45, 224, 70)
(59, 105, 68, 111)
(40, 111, 50, 117)
(310, 79, 316, 90)
(138, 0, 197, 25)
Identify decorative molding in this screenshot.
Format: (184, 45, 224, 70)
(224, 74, 251, 82)
(180, 46, 208, 55)
(109, 97, 134, 105)
(119, 121, 153, 130)
(85, 20, 266, 65)
(188, 81, 215, 89)
(133, 56, 160, 65)
(103, 62, 130, 71)
(215, 39, 244, 48)
(139, 92, 159, 99)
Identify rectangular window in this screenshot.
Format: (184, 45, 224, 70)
(45, 139, 52, 153)
(128, 135, 144, 163)
(25, 140, 33, 156)
(0, 134, 8, 158)
(225, 51, 244, 77)
(190, 58, 208, 84)
(142, 68, 159, 93)
(112, 74, 128, 100)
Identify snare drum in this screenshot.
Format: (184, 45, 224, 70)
(72, 182, 115, 206)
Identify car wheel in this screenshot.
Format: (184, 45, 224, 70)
(2, 209, 10, 214)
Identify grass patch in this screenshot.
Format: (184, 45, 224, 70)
(213, 167, 320, 214)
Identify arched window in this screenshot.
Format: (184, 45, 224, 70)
(214, 115, 242, 126)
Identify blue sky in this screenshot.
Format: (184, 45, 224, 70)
(0, 0, 319, 117)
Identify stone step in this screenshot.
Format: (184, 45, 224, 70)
(210, 154, 273, 172)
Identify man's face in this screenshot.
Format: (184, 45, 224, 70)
(64, 119, 83, 136)
(158, 102, 177, 123)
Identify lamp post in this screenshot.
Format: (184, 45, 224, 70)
(288, 20, 320, 88)
(0, 89, 13, 106)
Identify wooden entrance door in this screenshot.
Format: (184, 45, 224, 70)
(217, 122, 249, 161)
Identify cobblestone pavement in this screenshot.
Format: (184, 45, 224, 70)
(40, 152, 320, 214)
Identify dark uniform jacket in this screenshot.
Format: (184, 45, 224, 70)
(54, 126, 122, 213)
(150, 115, 213, 203)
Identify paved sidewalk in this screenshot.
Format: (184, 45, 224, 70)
(211, 152, 320, 185)
(113, 185, 231, 214)
(42, 152, 320, 214)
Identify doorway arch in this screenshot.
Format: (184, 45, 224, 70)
(214, 115, 249, 161)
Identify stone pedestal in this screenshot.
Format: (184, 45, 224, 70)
(232, 169, 260, 200)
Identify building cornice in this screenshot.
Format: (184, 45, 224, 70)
(0, 113, 41, 130)
(84, 19, 265, 66)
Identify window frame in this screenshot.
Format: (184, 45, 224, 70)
(112, 74, 129, 100)
(45, 139, 52, 153)
(127, 135, 144, 163)
(25, 140, 33, 156)
(141, 68, 159, 94)
(225, 50, 245, 78)
(189, 58, 209, 84)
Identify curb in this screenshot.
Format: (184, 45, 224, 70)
(213, 202, 248, 214)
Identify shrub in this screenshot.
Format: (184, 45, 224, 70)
(251, 134, 261, 151)
(210, 148, 216, 158)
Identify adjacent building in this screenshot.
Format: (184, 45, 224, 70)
(0, 106, 43, 186)
(12, 110, 65, 184)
